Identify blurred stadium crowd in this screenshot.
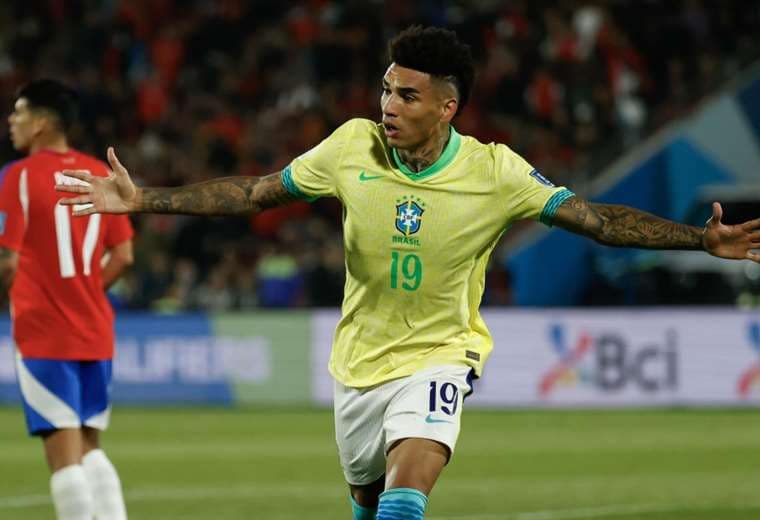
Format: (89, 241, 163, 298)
(0, 0, 758, 310)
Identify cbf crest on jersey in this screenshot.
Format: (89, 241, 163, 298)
(530, 169, 555, 187)
(395, 195, 426, 236)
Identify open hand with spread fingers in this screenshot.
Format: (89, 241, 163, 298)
(55, 146, 137, 215)
(702, 202, 760, 263)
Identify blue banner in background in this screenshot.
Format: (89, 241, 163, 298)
(111, 314, 233, 404)
(0, 312, 306, 406)
(737, 76, 760, 144)
(0, 314, 234, 405)
(0, 318, 16, 403)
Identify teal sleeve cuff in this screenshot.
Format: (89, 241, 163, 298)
(540, 189, 575, 226)
(281, 165, 310, 199)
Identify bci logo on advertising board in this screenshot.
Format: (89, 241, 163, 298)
(737, 322, 760, 398)
(538, 324, 678, 397)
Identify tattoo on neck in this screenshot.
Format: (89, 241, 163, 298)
(398, 127, 450, 173)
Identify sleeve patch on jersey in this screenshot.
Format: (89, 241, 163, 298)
(530, 169, 555, 187)
(540, 189, 575, 227)
(0, 212, 6, 235)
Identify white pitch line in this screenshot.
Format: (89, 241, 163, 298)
(430, 503, 682, 520)
(2, 487, 759, 520)
(0, 484, 340, 510)
(430, 502, 760, 520)
(0, 495, 50, 509)
(0, 442, 336, 461)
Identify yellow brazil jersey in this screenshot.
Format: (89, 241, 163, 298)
(283, 118, 573, 388)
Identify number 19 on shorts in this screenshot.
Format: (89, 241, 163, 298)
(390, 251, 422, 291)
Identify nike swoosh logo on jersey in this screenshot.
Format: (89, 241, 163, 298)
(425, 414, 453, 424)
(359, 171, 383, 181)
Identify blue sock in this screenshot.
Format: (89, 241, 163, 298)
(376, 488, 428, 520)
(351, 495, 377, 520)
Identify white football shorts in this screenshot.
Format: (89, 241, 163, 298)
(334, 364, 474, 485)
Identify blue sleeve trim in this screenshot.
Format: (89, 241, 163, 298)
(281, 164, 314, 200)
(540, 189, 575, 226)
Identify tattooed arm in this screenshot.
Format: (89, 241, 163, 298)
(132, 172, 296, 216)
(55, 147, 299, 216)
(553, 196, 760, 262)
(0, 247, 19, 294)
(553, 197, 703, 249)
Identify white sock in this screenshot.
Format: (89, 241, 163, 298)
(82, 449, 127, 520)
(50, 464, 94, 520)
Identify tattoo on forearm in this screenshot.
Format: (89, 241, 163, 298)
(556, 198, 704, 250)
(137, 173, 297, 216)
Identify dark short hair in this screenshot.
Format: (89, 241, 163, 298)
(389, 25, 475, 114)
(15, 79, 78, 133)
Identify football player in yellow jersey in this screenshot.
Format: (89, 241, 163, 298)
(58, 26, 760, 520)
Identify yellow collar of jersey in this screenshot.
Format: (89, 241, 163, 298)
(391, 126, 461, 181)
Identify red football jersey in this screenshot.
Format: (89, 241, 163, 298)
(0, 149, 133, 360)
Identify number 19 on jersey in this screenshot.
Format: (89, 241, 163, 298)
(390, 251, 422, 291)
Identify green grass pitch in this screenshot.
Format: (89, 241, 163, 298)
(1, 407, 759, 519)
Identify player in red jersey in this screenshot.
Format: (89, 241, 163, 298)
(0, 80, 134, 520)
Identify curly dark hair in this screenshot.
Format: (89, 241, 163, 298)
(16, 79, 78, 133)
(389, 25, 475, 114)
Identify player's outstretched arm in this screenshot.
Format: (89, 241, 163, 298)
(55, 147, 299, 217)
(553, 196, 760, 263)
